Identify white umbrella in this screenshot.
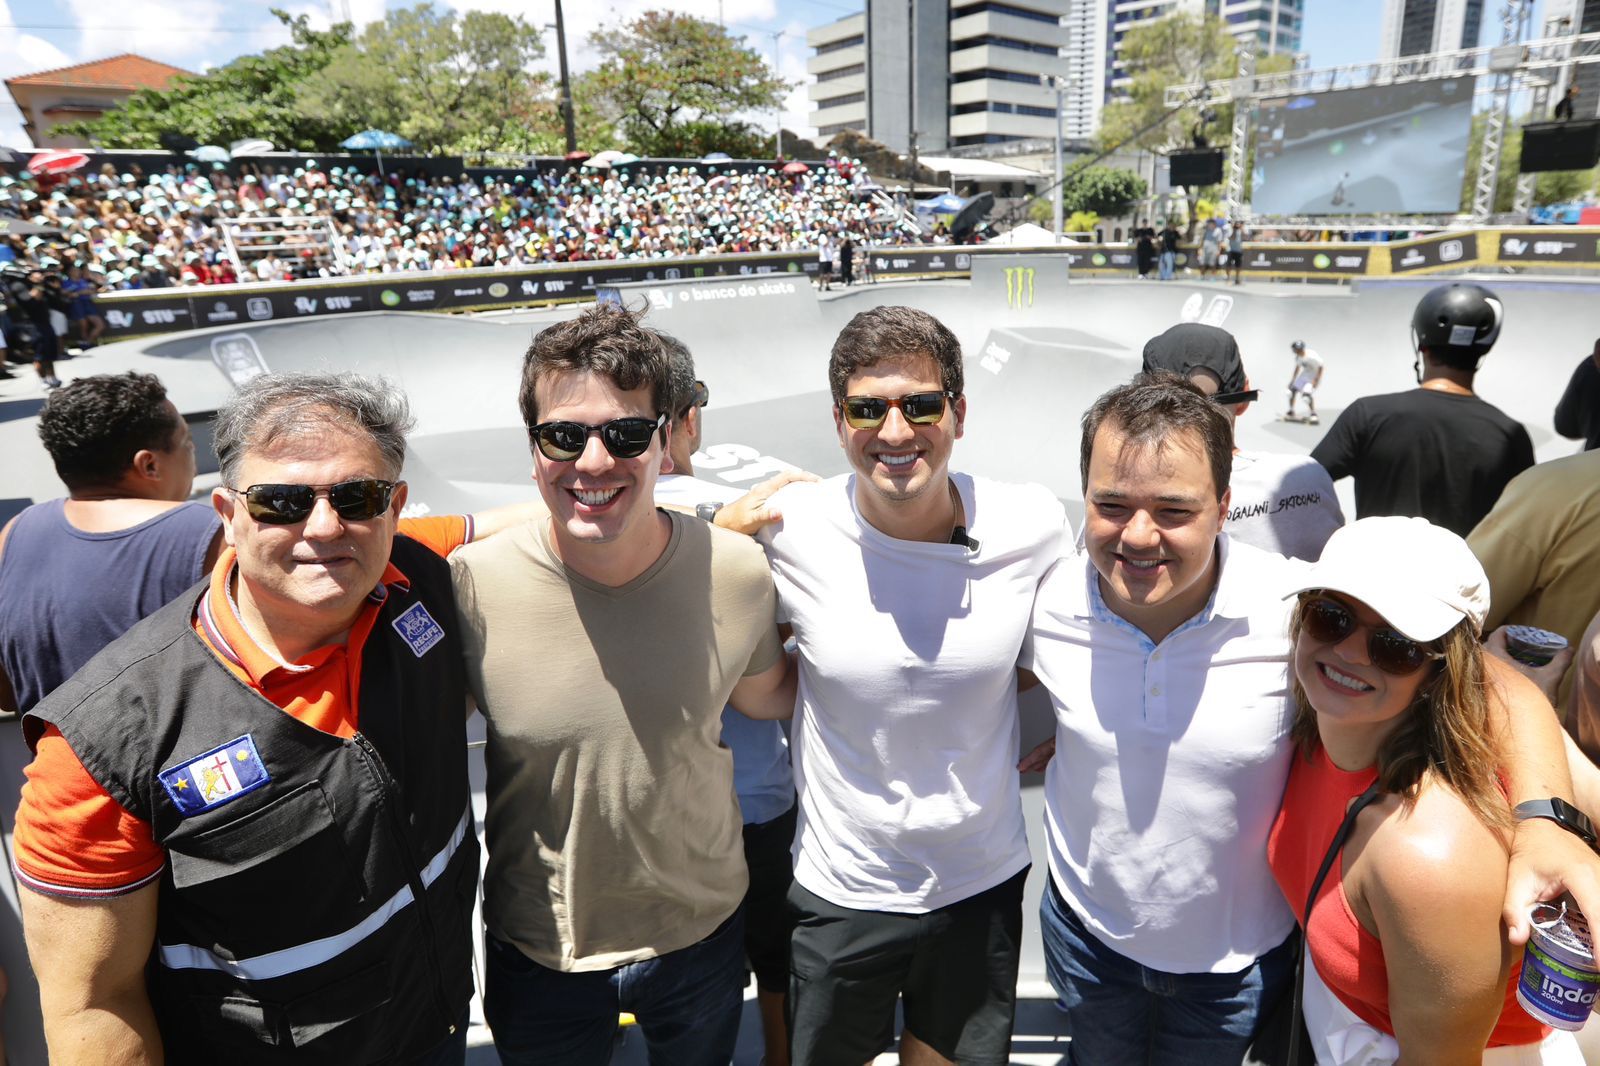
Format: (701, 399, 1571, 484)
(229, 138, 275, 157)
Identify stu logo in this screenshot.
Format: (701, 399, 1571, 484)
(1004, 266, 1035, 309)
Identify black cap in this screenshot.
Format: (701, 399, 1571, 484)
(1142, 323, 1255, 403)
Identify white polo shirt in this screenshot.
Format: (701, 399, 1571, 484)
(1025, 535, 1306, 973)
(763, 472, 1067, 913)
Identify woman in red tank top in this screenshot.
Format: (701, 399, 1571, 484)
(1267, 516, 1580, 1064)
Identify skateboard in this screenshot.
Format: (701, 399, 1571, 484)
(1278, 413, 1319, 425)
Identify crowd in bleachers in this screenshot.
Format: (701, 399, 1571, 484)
(3, 155, 902, 292)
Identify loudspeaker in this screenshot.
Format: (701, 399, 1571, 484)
(1519, 120, 1600, 173)
(1169, 149, 1225, 187)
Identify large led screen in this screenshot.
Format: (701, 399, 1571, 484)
(1253, 77, 1474, 216)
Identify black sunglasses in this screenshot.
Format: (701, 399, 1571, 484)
(528, 413, 666, 462)
(231, 478, 396, 525)
(840, 391, 954, 430)
(1213, 388, 1261, 406)
(1298, 593, 1443, 677)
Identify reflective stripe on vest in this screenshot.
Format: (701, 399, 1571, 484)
(156, 806, 471, 981)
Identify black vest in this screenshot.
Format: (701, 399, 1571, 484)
(25, 536, 478, 1064)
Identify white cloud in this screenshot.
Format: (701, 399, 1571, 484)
(0, 0, 73, 148)
(63, 0, 230, 66)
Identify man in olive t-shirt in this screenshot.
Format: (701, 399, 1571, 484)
(450, 305, 795, 1066)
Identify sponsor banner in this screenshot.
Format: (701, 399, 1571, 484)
(1240, 246, 1369, 276)
(100, 293, 197, 336)
(1389, 233, 1477, 273)
(867, 247, 978, 277)
(266, 284, 376, 321)
(1497, 231, 1600, 265)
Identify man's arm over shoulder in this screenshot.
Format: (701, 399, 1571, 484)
(400, 500, 549, 560)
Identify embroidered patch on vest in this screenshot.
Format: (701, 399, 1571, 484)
(391, 600, 444, 658)
(158, 735, 270, 816)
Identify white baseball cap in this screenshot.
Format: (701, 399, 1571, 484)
(1285, 516, 1489, 641)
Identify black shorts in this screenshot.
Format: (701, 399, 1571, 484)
(1226, 250, 1244, 267)
(742, 802, 797, 994)
(787, 866, 1028, 1065)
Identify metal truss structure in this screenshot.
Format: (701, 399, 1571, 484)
(1165, 20, 1600, 224)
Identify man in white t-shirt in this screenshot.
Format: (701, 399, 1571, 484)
(726, 306, 1066, 1065)
(1286, 339, 1323, 423)
(1142, 323, 1343, 561)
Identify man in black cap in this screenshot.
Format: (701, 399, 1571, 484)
(1311, 282, 1533, 536)
(1142, 323, 1344, 561)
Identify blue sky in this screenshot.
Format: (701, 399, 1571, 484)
(0, 0, 1547, 149)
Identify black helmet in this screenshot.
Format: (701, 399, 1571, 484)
(1290, 339, 1305, 351)
(1410, 283, 1504, 365)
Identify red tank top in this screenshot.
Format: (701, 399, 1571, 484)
(1266, 746, 1548, 1047)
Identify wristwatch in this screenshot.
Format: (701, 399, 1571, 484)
(1514, 798, 1598, 847)
(695, 501, 724, 523)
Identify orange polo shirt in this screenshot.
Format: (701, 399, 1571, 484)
(12, 517, 470, 898)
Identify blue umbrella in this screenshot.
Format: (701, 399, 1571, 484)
(340, 129, 414, 176)
(917, 193, 966, 216)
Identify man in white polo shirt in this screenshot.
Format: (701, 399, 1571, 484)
(1025, 372, 1301, 1063)
(748, 305, 1066, 1064)
(1025, 372, 1600, 1064)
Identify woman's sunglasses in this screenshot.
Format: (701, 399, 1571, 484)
(840, 391, 953, 430)
(1299, 594, 1443, 676)
(231, 478, 396, 525)
(528, 414, 665, 462)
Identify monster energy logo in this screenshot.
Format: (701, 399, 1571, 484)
(1004, 266, 1035, 309)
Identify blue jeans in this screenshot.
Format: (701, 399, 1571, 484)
(1158, 250, 1176, 280)
(1040, 878, 1294, 1066)
(483, 906, 746, 1066)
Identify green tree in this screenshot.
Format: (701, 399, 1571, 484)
(586, 11, 791, 157)
(296, 3, 547, 154)
(1060, 166, 1147, 217)
(54, 10, 354, 149)
(1096, 14, 1292, 228)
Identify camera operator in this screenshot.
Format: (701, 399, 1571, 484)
(8, 268, 64, 389)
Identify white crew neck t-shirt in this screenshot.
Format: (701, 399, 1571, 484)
(761, 472, 1067, 913)
(1226, 450, 1345, 562)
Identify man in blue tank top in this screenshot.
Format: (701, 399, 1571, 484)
(0, 372, 222, 713)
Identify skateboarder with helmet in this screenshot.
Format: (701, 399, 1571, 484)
(1311, 282, 1534, 536)
(1285, 339, 1322, 424)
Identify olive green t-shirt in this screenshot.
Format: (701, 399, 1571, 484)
(450, 510, 784, 971)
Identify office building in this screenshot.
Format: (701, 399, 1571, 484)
(806, 0, 1299, 151)
(1378, 0, 1486, 59)
(1103, 1, 1302, 100)
(807, 1, 1073, 152)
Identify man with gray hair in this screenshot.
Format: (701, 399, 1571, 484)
(15, 371, 494, 1064)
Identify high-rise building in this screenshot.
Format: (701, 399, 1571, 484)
(805, 0, 1299, 151)
(1378, 0, 1486, 59)
(1105, 1, 1300, 97)
(805, 1, 1073, 152)
(1215, 0, 1305, 55)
